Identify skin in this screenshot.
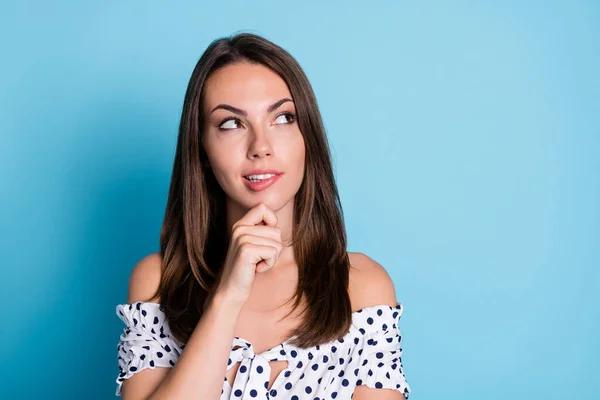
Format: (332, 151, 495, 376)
(120, 61, 405, 399)
(199, 60, 308, 391)
(201, 61, 304, 286)
(199, 62, 405, 399)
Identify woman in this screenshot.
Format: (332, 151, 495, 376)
(115, 32, 411, 399)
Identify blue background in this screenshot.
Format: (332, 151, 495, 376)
(1, 1, 598, 399)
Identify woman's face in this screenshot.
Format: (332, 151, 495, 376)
(201, 62, 306, 212)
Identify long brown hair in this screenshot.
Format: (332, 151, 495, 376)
(146, 31, 352, 348)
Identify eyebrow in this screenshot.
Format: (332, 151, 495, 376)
(210, 98, 294, 117)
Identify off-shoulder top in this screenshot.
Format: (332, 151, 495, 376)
(115, 301, 411, 399)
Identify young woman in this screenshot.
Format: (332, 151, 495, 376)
(115, 32, 411, 400)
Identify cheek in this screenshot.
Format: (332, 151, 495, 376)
(295, 136, 306, 170)
(286, 139, 306, 185)
(202, 142, 235, 184)
(204, 137, 236, 169)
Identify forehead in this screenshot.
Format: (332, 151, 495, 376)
(203, 62, 293, 112)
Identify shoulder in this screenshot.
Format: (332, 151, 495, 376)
(348, 252, 398, 312)
(126, 251, 163, 304)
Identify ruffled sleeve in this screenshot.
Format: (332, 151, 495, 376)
(115, 302, 183, 396)
(353, 302, 411, 398)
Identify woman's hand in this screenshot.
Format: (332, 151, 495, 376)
(214, 203, 283, 305)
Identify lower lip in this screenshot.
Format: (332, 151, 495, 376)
(242, 174, 283, 192)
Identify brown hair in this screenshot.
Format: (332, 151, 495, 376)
(146, 31, 352, 348)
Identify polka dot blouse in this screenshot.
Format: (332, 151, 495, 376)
(115, 301, 411, 399)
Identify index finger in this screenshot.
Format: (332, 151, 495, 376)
(235, 203, 278, 228)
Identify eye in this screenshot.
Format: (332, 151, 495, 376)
(217, 117, 242, 131)
(274, 112, 296, 125)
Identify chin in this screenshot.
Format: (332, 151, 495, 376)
(243, 194, 294, 213)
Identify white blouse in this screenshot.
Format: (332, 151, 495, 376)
(115, 301, 411, 399)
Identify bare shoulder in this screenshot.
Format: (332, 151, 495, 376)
(348, 251, 398, 312)
(126, 251, 163, 304)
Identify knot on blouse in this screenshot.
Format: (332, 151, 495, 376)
(227, 337, 295, 397)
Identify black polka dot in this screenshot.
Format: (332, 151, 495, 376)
(115, 301, 410, 398)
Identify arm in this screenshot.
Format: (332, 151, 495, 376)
(353, 387, 406, 400)
(349, 253, 410, 400)
(120, 253, 244, 400)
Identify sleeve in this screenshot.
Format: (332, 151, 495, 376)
(115, 302, 182, 396)
(355, 304, 411, 398)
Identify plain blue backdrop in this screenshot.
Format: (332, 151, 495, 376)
(1, 1, 598, 399)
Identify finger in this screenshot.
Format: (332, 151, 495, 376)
(236, 225, 282, 244)
(238, 234, 282, 256)
(249, 244, 279, 271)
(236, 203, 278, 229)
(256, 260, 270, 274)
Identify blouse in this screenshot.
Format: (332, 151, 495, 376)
(115, 301, 411, 399)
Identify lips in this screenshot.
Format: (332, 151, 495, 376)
(242, 169, 283, 178)
(242, 173, 283, 192)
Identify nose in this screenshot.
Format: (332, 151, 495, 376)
(247, 126, 273, 159)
